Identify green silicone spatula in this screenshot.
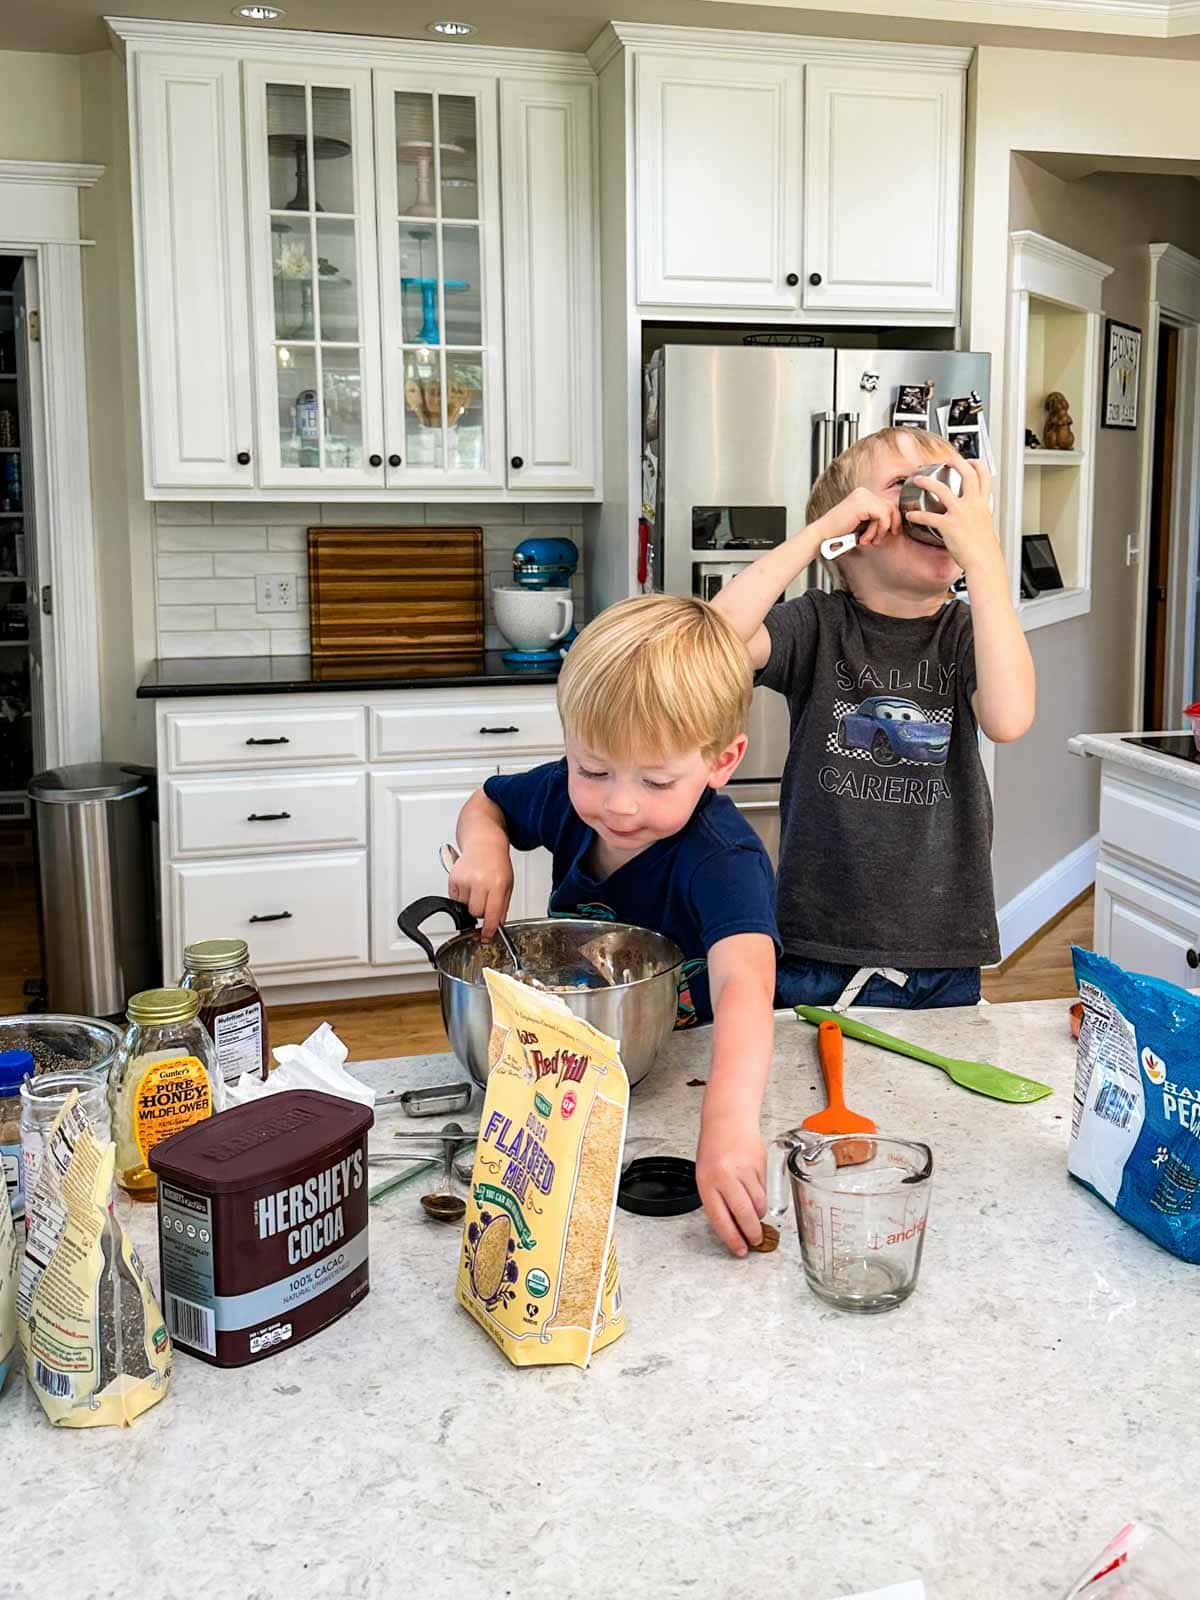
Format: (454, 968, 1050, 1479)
(793, 1005, 1052, 1104)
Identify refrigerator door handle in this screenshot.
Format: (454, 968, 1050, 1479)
(835, 411, 861, 453)
(814, 410, 836, 477)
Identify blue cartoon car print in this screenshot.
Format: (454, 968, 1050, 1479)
(837, 696, 950, 768)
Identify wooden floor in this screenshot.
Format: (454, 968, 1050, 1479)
(267, 890, 1096, 1060)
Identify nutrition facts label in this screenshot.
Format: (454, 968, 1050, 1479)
(214, 1003, 263, 1082)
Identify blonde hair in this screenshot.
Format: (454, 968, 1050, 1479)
(810, 426, 957, 590)
(557, 594, 751, 764)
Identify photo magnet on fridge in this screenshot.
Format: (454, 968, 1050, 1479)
(893, 382, 933, 429)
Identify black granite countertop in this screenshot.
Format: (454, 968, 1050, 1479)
(138, 652, 563, 698)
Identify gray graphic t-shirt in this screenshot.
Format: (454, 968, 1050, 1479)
(758, 589, 999, 968)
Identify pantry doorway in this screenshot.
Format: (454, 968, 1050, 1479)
(1132, 243, 1200, 730)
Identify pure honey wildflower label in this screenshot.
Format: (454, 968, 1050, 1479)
(132, 1055, 213, 1164)
(456, 970, 628, 1368)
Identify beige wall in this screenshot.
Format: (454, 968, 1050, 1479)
(0, 51, 82, 162)
(80, 50, 158, 766)
(967, 47, 1200, 908)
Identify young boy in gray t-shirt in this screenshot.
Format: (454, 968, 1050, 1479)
(712, 426, 1036, 1010)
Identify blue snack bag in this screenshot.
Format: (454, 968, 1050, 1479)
(1070, 947, 1200, 1263)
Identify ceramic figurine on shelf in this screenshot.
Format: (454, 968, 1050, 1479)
(1025, 428, 1042, 450)
(1043, 392, 1075, 451)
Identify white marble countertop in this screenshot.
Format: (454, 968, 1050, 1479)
(5, 1000, 1198, 1600)
(1069, 728, 1200, 791)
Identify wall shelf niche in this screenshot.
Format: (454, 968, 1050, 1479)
(1005, 230, 1112, 632)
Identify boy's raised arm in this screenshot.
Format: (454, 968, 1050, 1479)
(451, 789, 515, 937)
(711, 489, 897, 668)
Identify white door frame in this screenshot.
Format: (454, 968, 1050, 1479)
(0, 159, 105, 768)
(1131, 242, 1200, 731)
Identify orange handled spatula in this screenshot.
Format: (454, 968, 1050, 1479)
(802, 1019, 876, 1162)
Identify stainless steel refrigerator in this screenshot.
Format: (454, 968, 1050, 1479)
(644, 342, 991, 862)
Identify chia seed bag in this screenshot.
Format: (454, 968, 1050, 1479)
(18, 1091, 172, 1426)
(1070, 948, 1200, 1262)
(0, 1191, 17, 1395)
(456, 970, 628, 1368)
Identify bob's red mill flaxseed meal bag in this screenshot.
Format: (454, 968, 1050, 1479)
(456, 970, 629, 1368)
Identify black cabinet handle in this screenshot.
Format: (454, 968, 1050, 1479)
(479, 725, 519, 735)
(245, 736, 290, 746)
(388, 453, 402, 467)
(236, 450, 251, 466)
(247, 811, 291, 823)
(785, 272, 799, 287)
(510, 456, 524, 469)
(809, 272, 823, 287)
(369, 453, 382, 467)
(249, 911, 292, 924)
(1188, 948, 1199, 970)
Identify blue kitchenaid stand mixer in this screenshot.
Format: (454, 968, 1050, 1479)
(497, 536, 579, 666)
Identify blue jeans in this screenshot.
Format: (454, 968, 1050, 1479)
(775, 958, 981, 1011)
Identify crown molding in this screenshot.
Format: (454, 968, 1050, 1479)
(0, 161, 105, 189)
(105, 16, 594, 78)
(593, 20, 973, 67)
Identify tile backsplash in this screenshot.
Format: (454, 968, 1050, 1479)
(153, 502, 587, 659)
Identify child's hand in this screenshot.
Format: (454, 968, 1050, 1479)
(906, 459, 1002, 575)
(816, 486, 901, 549)
(447, 845, 513, 938)
(696, 1115, 767, 1257)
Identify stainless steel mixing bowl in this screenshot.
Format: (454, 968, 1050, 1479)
(397, 897, 683, 1088)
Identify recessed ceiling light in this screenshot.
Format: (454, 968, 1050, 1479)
(427, 19, 475, 36)
(233, 4, 285, 19)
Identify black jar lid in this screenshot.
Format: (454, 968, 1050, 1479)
(617, 1155, 702, 1217)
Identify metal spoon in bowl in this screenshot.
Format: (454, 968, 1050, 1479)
(439, 841, 529, 980)
(420, 1121, 467, 1223)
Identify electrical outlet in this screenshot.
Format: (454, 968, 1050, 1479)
(256, 574, 297, 613)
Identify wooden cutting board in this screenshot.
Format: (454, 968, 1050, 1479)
(307, 526, 484, 662)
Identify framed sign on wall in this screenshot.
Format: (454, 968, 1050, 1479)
(1101, 318, 1142, 430)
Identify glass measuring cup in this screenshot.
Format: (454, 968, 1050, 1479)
(787, 1134, 933, 1313)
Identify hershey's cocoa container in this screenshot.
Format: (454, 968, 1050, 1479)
(148, 1090, 373, 1367)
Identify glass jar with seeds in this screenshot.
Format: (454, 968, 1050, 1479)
(108, 989, 224, 1201)
(21, 1071, 112, 1227)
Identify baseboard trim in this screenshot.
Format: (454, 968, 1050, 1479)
(997, 833, 1099, 962)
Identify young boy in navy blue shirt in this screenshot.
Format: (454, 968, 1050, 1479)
(451, 595, 779, 1257)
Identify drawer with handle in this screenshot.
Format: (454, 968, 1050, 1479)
(168, 850, 368, 974)
(165, 772, 367, 857)
(370, 697, 563, 761)
(1099, 770, 1200, 894)
(164, 706, 367, 772)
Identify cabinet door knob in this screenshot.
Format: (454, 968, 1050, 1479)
(785, 272, 799, 287)
(809, 271, 823, 287)
(236, 450, 251, 466)
(388, 453, 402, 468)
(1188, 948, 1199, 970)
(249, 910, 292, 924)
(368, 453, 382, 468)
(510, 455, 524, 470)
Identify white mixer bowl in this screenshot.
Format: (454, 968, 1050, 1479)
(493, 585, 573, 652)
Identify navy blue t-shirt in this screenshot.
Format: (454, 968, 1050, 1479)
(482, 759, 779, 1027)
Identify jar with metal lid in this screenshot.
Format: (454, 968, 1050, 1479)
(0, 1049, 28, 1217)
(107, 989, 224, 1201)
(20, 1071, 112, 1226)
(180, 938, 269, 1084)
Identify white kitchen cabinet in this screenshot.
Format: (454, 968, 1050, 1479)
(243, 62, 386, 488)
(167, 850, 370, 976)
(370, 694, 562, 762)
(634, 50, 803, 311)
(802, 64, 962, 317)
(500, 75, 598, 491)
(130, 52, 254, 490)
(370, 762, 497, 966)
(165, 769, 367, 857)
(1093, 863, 1200, 993)
(374, 70, 505, 490)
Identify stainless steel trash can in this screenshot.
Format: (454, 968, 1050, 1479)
(28, 763, 156, 1017)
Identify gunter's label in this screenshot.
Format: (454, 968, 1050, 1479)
(133, 1056, 213, 1164)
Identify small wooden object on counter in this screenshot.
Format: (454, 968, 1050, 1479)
(308, 526, 484, 662)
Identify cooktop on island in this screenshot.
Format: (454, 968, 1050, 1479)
(1121, 734, 1200, 766)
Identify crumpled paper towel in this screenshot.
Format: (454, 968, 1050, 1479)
(226, 1021, 375, 1108)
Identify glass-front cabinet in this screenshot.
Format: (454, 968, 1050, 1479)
(244, 64, 385, 487)
(374, 73, 504, 490)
